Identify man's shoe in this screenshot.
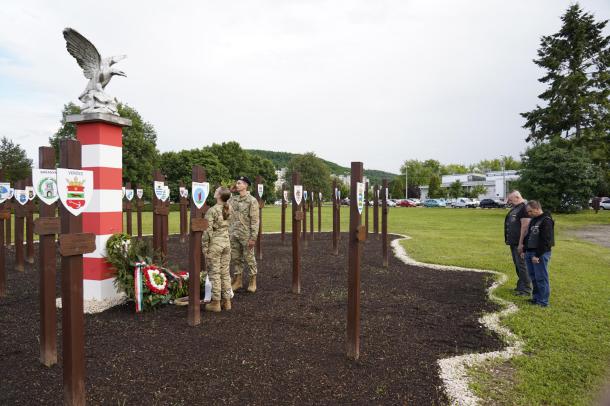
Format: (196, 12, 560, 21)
(205, 300, 221, 312)
(222, 298, 232, 310)
(514, 291, 530, 297)
(247, 275, 257, 293)
(231, 274, 243, 291)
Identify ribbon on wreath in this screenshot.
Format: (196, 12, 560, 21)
(134, 262, 146, 312)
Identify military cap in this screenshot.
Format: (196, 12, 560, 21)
(236, 176, 252, 186)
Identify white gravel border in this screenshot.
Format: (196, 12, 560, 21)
(390, 233, 523, 406)
(55, 294, 126, 314)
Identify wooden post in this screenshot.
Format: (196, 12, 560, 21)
(280, 183, 286, 244)
(373, 184, 379, 239)
(255, 176, 263, 260)
(14, 180, 25, 272)
(291, 172, 302, 294)
(5, 198, 11, 246)
(59, 139, 89, 406)
(347, 162, 364, 360)
(302, 192, 308, 247)
(152, 171, 168, 258)
(318, 192, 322, 234)
(0, 170, 7, 297)
(188, 166, 207, 326)
(25, 176, 35, 264)
(337, 188, 341, 241)
(382, 179, 389, 268)
(332, 180, 338, 255)
(135, 184, 143, 239)
(365, 181, 369, 233)
(309, 191, 314, 241)
(179, 181, 187, 243)
(37, 147, 59, 367)
(125, 182, 133, 236)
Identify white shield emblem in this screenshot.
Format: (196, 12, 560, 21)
(183, 189, 189, 198)
(376, 189, 380, 198)
(0, 182, 10, 204)
(303, 190, 308, 202)
(385, 188, 389, 200)
(57, 168, 94, 216)
(154, 181, 165, 200)
(294, 185, 303, 206)
(136, 189, 144, 199)
(15, 189, 28, 205)
(33, 169, 58, 205)
(356, 182, 365, 215)
(26, 185, 36, 201)
(258, 184, 264, 198)
(192, 182, 210, 209)
(337, 190, 341, 200)
(162, 186, 170, 202)
(319, 192, 322, 201)
(122, 186, 125, 199)
(179, 187, 187, 198)
(125, 189, 134, 201)
(283, 190, 288, 203)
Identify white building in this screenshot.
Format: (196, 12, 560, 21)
(333, 174, 370, 186)
(419, 170, 520, 200)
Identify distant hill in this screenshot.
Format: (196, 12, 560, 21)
(247, 149, 398, 184)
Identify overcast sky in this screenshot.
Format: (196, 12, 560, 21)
(1, 1, 609, 173)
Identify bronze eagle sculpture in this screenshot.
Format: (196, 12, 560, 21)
(63, 27, 126, 115)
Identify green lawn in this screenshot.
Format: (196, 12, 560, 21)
(6, 205, 610, 405)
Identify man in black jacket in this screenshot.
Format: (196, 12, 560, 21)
(522, 200, 555, 307)
(504, 191, 532, 296)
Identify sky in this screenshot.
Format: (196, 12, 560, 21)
(1, 0, 609, 173)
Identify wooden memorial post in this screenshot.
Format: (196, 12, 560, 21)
(35, 146, 60, 367)
(309, 190, 314, 241)
(292, 172, 303, 294)
(125, 182, 133, 236)
(382, 179, 389, 268)
(347, 162, 365, 360)
(14, 180, 26, 272)
(5, 193, 11, 246)
(188, 166, 208, 326)
(0, 170, 8, 297)
(337, 187, 341, 240)
(255, 176, 263, 260)
(332, 180, 338, 255)
(135, 184, 143, 239)
(58, 139, 96, 406)
(281, 183, 286, 244)
(318, 191, 322, 234)
(373, 184, 379, 239)
(302, 191, 308, 247)
(365, 181, 369, 233)
(25, 176, 35, 264)
(179, 181, 188, 243)
(152, 171, 169, 258)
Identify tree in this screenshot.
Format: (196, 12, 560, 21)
(427, 174, 443, 198)
(389, 177, 405, 199)
(473, 157, 521, 172)
(285, 152, 331, 199)
(515, 140, 598, 213)
(49, 102, 159, 195)
(205, 142, 251, 180)
(447, 180, 463, 198)
(0, 137, 32, 182)
(400, 159, 443, 191)
(246, 154, 278, 203)
(469, 184, 488, 199)
(520, 4, 610, 163)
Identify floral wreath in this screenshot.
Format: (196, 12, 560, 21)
(143, 265, 169, 295)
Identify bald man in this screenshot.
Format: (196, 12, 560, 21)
(504, 190, 532, 296)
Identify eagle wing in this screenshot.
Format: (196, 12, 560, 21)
(63, 28, 101, 80)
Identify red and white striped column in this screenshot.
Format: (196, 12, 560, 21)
(68, 113, 131, 302)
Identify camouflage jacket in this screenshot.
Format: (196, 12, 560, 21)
(229, 192, 260, 242)
(202, 203, 230, 251)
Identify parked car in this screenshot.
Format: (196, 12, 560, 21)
(601, 199, 610, 210)
(341, 198, 350, 205)
(399, 199, 417, 207)
(274, 200, 283, 206)
(407, 198, 421, 206)
(451, 197, 471, 208)
(387, 199, 397, 207)
(479, 198, 506, 208)
(423, 199, 445, 207)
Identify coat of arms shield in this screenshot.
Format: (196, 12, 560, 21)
(258, 184, 264, 198)
(283, 190, 288, 203)
(192, 182, 209, 209)
(356, 182, 365, 215)
(26, 186, 36, 201)
(0, 182, 10, 204)
(33, 169, 58, 205)
(154, 181, 165, 200)
(15, 189, 28, 206)
(294, 185, 303, 206)
(57, 168, 94, 216)
(125, 189, 134, 201)
(136, 189, 143, 200)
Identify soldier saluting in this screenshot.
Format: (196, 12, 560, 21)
(229, 176, 260, 293)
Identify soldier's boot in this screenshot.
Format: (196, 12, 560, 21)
(221, 298, 232, 310)
(231, 274, 243, 291)
(205, 300, 221, 312)
(247, 275, 257, 293)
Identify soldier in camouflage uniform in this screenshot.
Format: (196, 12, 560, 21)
(229, 176, 260, 293)
(202, 187, 233, 312)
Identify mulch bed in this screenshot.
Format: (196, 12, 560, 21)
(0, 233, 503, 405)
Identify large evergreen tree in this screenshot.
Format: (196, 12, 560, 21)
(0, 137, 32, 182)
(285, 152, 332, 199)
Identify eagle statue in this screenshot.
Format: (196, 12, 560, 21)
(63, 27, 126, 115)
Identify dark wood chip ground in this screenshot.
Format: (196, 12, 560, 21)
(0, 233, 503, 405)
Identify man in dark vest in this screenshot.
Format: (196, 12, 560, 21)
(522, 200, 555, 307)
(504, 190, 532, 296)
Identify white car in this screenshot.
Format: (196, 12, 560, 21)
(452, 197, 478, 208)
(387, 200, 397, 207)
(601, 199, 610, 210)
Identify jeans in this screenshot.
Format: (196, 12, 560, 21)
(525, 251, 552, 306)
(510, 245, 532, 294)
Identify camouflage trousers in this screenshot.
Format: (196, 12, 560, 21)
(207, 239, 232, 301)
(230, 237, 258, 277)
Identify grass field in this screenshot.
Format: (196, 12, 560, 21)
(6, 205, 610, 405)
